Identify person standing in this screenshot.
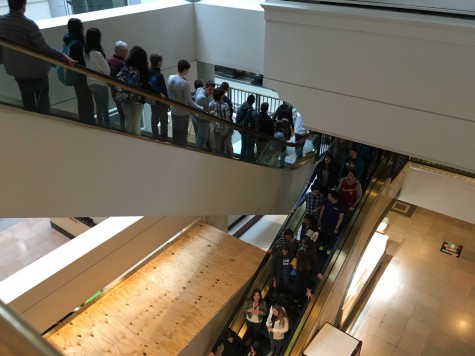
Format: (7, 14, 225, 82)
(236, 94, 257, 161)
(0, 0, 74, 115)
(266, 304, 289, 356)
(209, 87, 233, 157)
(167, 59, 202, 146)
(339, 146, 365, 181)
(116, 46, 149, 136)
(194, 80, 215, 150)
(337, 169, 362, 212)
(107, 41, 128, 131)
(84, 28, 110, 128)
(318, 190, 345, 254)
(293, 109, 308, 159)
(290, 183, 323, 220)
(242, 288, 267, 343)
(256, 102, 273, 160)
(149, 54, 169, 140)
(271, 244, 294, 301)
(220, 81, 234, 119)
(314, 153, 339, 194)
(209, 328, 244, 356)
(63, 18, 94, 124)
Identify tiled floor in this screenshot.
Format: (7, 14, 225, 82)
(0, 218, 70, 282)
(348, 207, 475, 355)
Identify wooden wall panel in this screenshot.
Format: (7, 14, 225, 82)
(46, 223, 265, 355)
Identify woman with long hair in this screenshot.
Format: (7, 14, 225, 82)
(84, 28, 110, 128)
(63, 18, 94, 124)
(314, 153, 339, 194)
(115, 46, 149, 135)
(266, 303, 289, 355)
(243, 288, 267, 343)
(293, 250, 314, 307)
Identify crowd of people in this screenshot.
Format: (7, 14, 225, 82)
(0, 2, 312, 168)
(209, 138, 380, 355)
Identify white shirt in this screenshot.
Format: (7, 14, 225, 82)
(84, 50, 110, 86)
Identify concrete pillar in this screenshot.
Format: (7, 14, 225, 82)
(197, 61, 215, 82)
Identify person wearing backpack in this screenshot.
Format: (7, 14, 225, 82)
(115, 46, 150, 136)
(256, 102, 273, 160)
(148, 54, 169, 140)
(62, 18, 94, 124)
(236, 94, 257, 162)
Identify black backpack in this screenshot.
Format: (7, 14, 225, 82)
(237, 107, 254, 129)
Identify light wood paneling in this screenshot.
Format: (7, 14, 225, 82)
(46, 223, 265, 355)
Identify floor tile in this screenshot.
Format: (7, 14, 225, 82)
(347, 207, 475, 355)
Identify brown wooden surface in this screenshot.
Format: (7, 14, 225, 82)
(46, 223, 264, 355)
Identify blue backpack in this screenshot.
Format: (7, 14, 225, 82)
(56, 40, 80, 86)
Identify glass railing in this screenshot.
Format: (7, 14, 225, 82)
(0, 36, 318, 170)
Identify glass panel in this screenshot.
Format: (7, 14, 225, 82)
(0, 36, 320, 169)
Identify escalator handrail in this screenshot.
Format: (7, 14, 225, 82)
(283, 154, 394, 354)
(217, 153, 325, 337)
(0, 36, 314, 148)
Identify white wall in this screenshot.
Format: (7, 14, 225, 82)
(399, 163, 475, 224)
(1, 0, 474, 171)
(194, 0, 265, 74)
(0, 1, 198, 112)
(0, 0, 52, 20)
(262, 1, 475, 173)
(0, 105, 315, 217)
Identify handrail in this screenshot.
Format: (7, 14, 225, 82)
(0, 36, 313, 148)
(283, 153, 394, 355)
(0, 300, 61, 355)
(211, 150, 394, 354)
(214, 151, 327, 341)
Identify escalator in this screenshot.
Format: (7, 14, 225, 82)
(0, 35, 408, 355)
(218, 151, 408, 355)
(0, 36, 319, 218)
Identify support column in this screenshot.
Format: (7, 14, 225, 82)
(197, 61, 215, 82)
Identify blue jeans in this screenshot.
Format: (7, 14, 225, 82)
(241, 133, 256, 161)
(195, 118, 210, 150)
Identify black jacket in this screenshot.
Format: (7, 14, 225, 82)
(63, 33, 87, 83)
